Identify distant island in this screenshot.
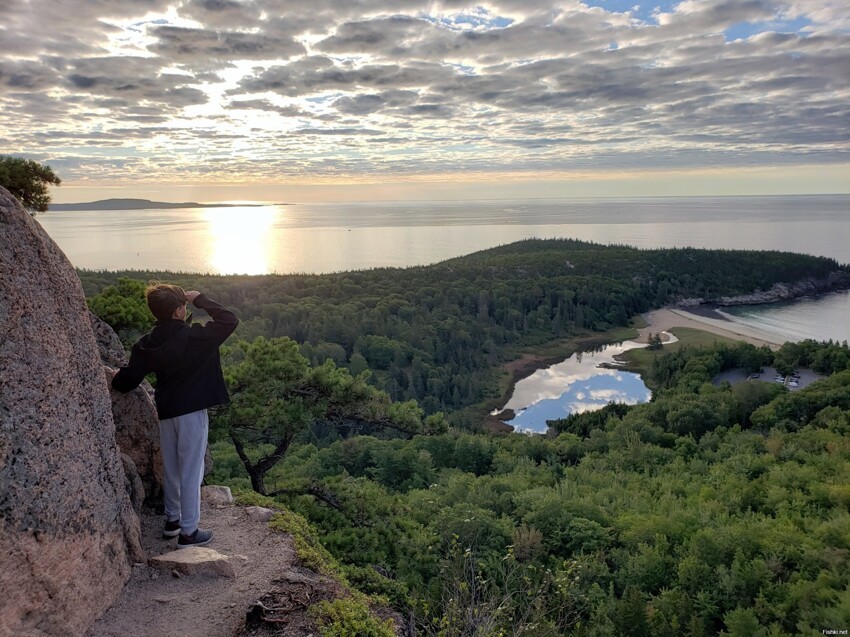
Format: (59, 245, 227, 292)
(49, 198, 273, 211)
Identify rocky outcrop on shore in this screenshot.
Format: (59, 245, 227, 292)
(676, 272, 850, 308)
(0, 186, 143, 637)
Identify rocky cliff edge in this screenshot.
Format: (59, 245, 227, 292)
(0, 186, 142, 637)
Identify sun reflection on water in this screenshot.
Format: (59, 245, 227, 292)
(203, 206, 278, 274)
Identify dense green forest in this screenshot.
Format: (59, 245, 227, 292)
(80, 239, 848, 426)
(85, 241, 850, 635)
(205, 338, 850, 636)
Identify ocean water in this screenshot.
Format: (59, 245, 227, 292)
(37, 194, 850, 275)
(36, 194, 847, 429)
(721, 291, 850, 344)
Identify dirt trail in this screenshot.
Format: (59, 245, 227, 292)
(86, 501, 303, 637)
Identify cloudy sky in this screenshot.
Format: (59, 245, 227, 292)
(2, 0, 848, 202)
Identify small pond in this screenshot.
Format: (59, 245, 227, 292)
(496, 337, 671, 433)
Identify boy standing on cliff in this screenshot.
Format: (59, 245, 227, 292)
(112, 284, 239, 548)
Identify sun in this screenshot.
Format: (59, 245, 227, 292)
(203, 206, 278, 274)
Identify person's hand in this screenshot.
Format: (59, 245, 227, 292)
(185, 291, 201, 304)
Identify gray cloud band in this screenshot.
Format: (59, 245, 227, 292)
(1, 0, 848, 181)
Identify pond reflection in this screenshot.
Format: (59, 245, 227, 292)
(500, 338, 669, 433)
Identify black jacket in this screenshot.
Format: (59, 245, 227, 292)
(112, 294, 239, 419)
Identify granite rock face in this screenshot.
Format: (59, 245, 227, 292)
(89, 311, 130, 369)
(715, 273, 850, 306)
(86, 278, 168, 507)
(677, 272, 850, 309)
(109, 379, 164, 502)
(92, 320, 165, 503)
(0, 187, 143, 637)
(120, 453, 146, 515)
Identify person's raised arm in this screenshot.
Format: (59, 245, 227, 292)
(187, 291, 239, 345)
(111, 344, 148, 393)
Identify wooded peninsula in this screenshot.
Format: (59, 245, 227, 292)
(49, 198, 271, 211)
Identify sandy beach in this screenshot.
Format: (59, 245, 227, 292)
(637, 308, 785, 350)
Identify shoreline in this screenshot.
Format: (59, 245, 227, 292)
(482, 287, 850, 433)
(486, 299, 793, 432)
(637, 308, 784, 350)
(48, 199, 278, 212)
(643, 286, 850, 350)
(480, 285, 850, 434)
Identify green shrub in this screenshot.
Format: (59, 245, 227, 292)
(341, 564, 408, 608)
(309, 598, 395, 637)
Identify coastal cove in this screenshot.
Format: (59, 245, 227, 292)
(494, 288, 849, 434)
(641, 291, 850, 348)
(721, 291, 850, 344)
(71, 231, 848, 439)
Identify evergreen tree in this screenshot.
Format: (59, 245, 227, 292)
(216, 337, 445, 495)
(0, 156, 61, 214)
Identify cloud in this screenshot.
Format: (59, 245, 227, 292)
(232, 57, 454, 96)
(657, 0, 777, 30)
(178, 0, 263, 29)
(290, 127, 384, 136)
(226, 98, 312, 117)
(317, 16, 436, 54)
(332, 90, 420, 115)
(1, 0, 847, 184)
(62, 56, 207, 107)
(148, 25, 305, 65)
(0, 60, 61, 92)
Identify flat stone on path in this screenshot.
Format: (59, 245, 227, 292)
(245, 506, 275, 523)
(149, 548, 236, 579)
(201, 485, 234, 505)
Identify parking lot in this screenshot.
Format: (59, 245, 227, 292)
(713, 366, 824, 390)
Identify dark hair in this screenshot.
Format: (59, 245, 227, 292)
(145, 283, 186, 321)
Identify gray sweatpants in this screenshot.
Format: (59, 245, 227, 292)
(159, 409, 208, 536)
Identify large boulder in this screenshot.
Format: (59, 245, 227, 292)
(91, 312, 218, 502)
(107, 373, 164, 502)
(89, 311, 131, 368)
(0, 186, 143, 637)
(90, 314, 164, 501)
